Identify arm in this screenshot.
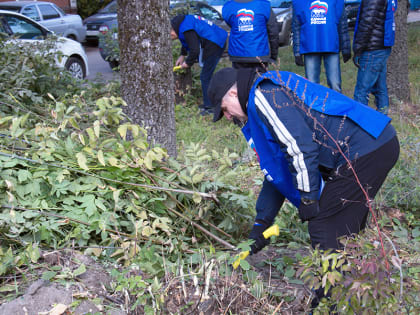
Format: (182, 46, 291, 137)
(291, 7, 301, 57)
(255, 179, 285, 224)
(254, 88, 320, 200)
(337, 2, 351, 61)
(183, 30, 200, 66)
(266, 8, 280, 61)
(353, 0, 383, 56)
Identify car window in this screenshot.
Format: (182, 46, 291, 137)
(21, 5, 41, 22)
(38, 4, 60, 20)
(99, 1, 118, 13)
(270, 0, 292, 8)
(3, 15, 44, 39)
(198, 5, 222, 21)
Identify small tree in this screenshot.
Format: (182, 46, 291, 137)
(118, 0, 177, 157)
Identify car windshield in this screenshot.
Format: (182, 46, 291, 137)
(98, 1, 117, 14)
(269, 0, 292, 8)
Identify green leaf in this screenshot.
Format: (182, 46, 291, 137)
(93, 120, 100, 138)
(97, 150, 106, 166)
(76, 152, 89, 170)
(41, 271, 57, 281)
(240, 259, 250, 270)
(73, 264, 86, 277)
(118, 124, 128, 140)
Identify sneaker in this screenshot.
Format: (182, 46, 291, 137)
(200, 108, 213, 116)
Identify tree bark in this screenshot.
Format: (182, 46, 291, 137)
(387, 0, 411, 104)
(118, 0, 177, 157)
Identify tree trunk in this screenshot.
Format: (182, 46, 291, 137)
(118, 0, 177, 157)
(387, 0, 411, 104)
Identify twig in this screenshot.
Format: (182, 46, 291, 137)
(382, 232, 404, 303)
(166, 207, 235, 250)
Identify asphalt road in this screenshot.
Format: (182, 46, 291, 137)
(84, 44, 118, 81)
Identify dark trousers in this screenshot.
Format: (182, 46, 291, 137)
(309, 136, 400, 250)
(201, 47, 224, 110)
(232, 61, 268, 74)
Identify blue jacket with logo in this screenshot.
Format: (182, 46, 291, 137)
(353, 0, 397, 55)
(222, 0, 279, 62)
(292, 0, 350, 55)
(242, 71, 394, 209)
(178, 15, 228, 51)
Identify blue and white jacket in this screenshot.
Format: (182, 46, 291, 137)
(242, 71, 395, 207)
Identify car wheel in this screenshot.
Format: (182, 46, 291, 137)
(65, 57, 86, 79)
(108, 60, 119, 70)
(67, 34, 77, 41)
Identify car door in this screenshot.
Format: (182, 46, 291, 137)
(37, 3, 66, 36)
(20, 4, 42, 23)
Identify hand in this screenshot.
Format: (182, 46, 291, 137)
(248, 220, 270, 254)
(175, 55, 185, 66)
(180, 62, 189, 69)
(294, 55, 304, 67)
(298, 199, 320, 222)
(342, 53, 351, 63)
(353, 55, 360, 68)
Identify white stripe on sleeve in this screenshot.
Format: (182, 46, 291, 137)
(254, 89, 310, 192)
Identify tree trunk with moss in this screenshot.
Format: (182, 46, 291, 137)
(118, 0, 177, 157)
(387, 0, 411, 104)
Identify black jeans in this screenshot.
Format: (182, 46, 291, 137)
(308, 136, 400, 250)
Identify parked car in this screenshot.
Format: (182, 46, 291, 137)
(205, 0, 228, 14)
(0, 10, 89, 79)
(83, 0, 117, 43)
(270, 0, 292, 46)
(99, 1, 229, 69)
(0, 1, 85, 42)
(344, 0, 361, 28)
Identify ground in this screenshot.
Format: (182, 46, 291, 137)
(0, 246, 312, 315)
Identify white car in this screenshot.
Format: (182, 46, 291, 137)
(0, 10, 89, 79)
(0, 1, 86, 42)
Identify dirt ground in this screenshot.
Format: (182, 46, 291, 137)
(0, 246, 311, 315)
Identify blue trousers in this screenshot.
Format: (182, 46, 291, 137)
(201, 47, 224, 110)
(353, 48, 391, 114)
(304, 53, 342, 92)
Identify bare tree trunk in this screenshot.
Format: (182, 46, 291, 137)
(118, 0, 177, 157)
(387, 0, 411, 104)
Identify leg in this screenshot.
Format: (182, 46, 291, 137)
(323, 53, 342, 92)
(353, 51, 380, 105)
(309, 136, 400, 250)
(304, 53, 322, 84)
(371, 48, 392, 113)
(201, 47, 223, 111)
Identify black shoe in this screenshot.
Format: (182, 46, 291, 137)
(200, 108, 213, 116)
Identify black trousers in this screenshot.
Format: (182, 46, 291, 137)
(308, 136, 400, 250)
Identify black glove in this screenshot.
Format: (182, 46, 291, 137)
(298, 199, 320, 222)
(294, 55, 304, 67)
(342, 53, 351, 63)
(353, 55, 360, 68)
(249, 220, 270, 254)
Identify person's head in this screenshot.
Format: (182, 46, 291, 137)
(170, 15, 184, 40)
(208, 68, 247, 124)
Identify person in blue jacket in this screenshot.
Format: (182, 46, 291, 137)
(222, 0, 279, 72)
(208, 67, 399, 309)
(353, 0, 397, 115)
(171, 15, 228, 116)
(208, 66, 399, 259)
(292, 0, 351, 92)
